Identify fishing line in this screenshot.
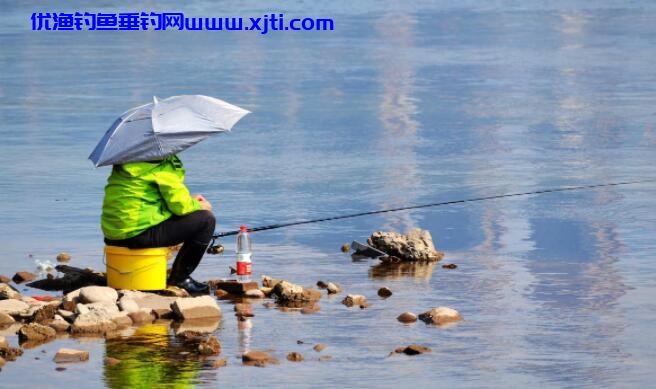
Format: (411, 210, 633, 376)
(212, 178, 655, 239)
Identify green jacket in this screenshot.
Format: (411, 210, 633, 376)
(101, 155, 201, 240)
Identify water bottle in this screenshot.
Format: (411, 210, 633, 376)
(236, 225, 252, 282)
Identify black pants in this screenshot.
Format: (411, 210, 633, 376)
(105, 210, 216, 267)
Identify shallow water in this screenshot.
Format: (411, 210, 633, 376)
(1, 1, 656, 388)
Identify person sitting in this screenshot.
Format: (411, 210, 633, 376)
(101, 154, 214, 294)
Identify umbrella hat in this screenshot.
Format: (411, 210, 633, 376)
(89, 95, 250, 167)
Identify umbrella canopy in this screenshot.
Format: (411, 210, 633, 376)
(89, 95, 250, 167)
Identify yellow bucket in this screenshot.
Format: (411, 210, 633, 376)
(105, 246, 169, 291)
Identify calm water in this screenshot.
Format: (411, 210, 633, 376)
(1, 1, 656, 388)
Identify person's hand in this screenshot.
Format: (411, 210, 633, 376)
(193, 194, 213, 212)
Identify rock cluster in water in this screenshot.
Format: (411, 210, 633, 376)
(367, 228, 444, 262)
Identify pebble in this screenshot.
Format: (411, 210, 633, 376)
(286, 352, 303, 362)
(442, 263, 458, 269)
(341, 243, 350, 253)
(397, 312, 418, 323)
(313, 343, 326, 352)
(377, 287, 393, 298)
(56, 253, 71, 263)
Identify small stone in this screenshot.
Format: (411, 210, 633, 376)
(442, 263, 458, 269)
(244, 289, 265, 299)
(397, 312, 418, 323)
(12, 271, 36, 284)
(313, 343, 326, 352)
(326, 282, 342, 294)
(316, 280, 328, 289)
(341, 243, 350, 253)
(79, 286, 118, 305)
(296, 340, 304, 344)
(54, 348, 90, 363)
(242, 350, 279, 366)
(418, 307, 463, 326)
(104, 357, 121, 366)
(396, 344, 432, 355)
(172, 296, 222, 320)
(55, 367, 66, 372)
(212, 358, 227, 368)
(214, 289, 229, 298)
(127, 309, 154, 324)
(377, 287, 393, 298)
(56, 253, 72, 263)
(198, 336, 221, 356)
(341, 294, 368, 308)
(286, 352, 303, 362)
(0, 312, 15, 326)
(17, 323, 56, 343)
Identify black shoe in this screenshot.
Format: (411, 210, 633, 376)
(170, 277, 209, 295)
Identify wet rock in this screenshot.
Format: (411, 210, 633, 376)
(171, 296, 222, 320)
(111, 312, 133, 329)
(79, 286, 118, 305)
(71, 309, 118, 335)
(0, 299, 29, 315)
(56, 253, 72, 263)
(397, 312, 418, 323)
(49, 315, 70, 332)
(368, 229, 444, 262)
(198, 335, 221, 356)
(0, 341, 23, 361)
(54, 348, 89, 363)
(242, 350, 279, 366)
(33, 302, 59, 324)
(341, 294, 368, 308)
(300, 303, 320, 314)
(341, 243, 350, 253)
(395, 344, 432, 355)
(442, 263, 458, 269)
(244, 289, 265, 299)
(326, 282, 342, 295)
(0, 275, 10, 284)
(418, 307, 463, 326)
(377, 287, 393, 298)
(270, 280, 322, 304)
(104, 357, 121, 366)
(212, 358, 227, 368)
(12, 271, 36, 284)
(316, 280, 328, 289)
(287, 352, 303, 362)
(313, 343, 327, 352)
(17, 323, 56, 343)
(0, 283, 22, 300)
(0, 312, 15, 326)
(127, 309, 154, 324)
(261, 275, 282, 288)
(214, 289, 229, 298)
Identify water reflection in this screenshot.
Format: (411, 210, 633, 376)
(368, 260, 436, 280)
(104, 323, 198, 388)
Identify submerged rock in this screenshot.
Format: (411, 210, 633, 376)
(377, 287, 393, 298)
(313, 343, 327, 352)
(397, 312, 418, 323)
(368, 228, 444, 262)
(242, 350, 279, 366)
(341, 294, 368, 308)
(418, 307, 463, 326)
(56, 253, 72, 263)
(198, 335, 221, 356)
(287, 352, 303, 362)
(54, 348, 89, 363)
(394, 344, 432, 355)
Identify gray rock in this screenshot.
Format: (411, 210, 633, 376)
(171, 296, 222, 320)
(418, 307, 463, 325)
(0, 299, 29, 315)
(79, 286, 118, 305)
(368, 228, 444, 262)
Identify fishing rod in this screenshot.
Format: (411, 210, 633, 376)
(208, 178, 655, 248)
